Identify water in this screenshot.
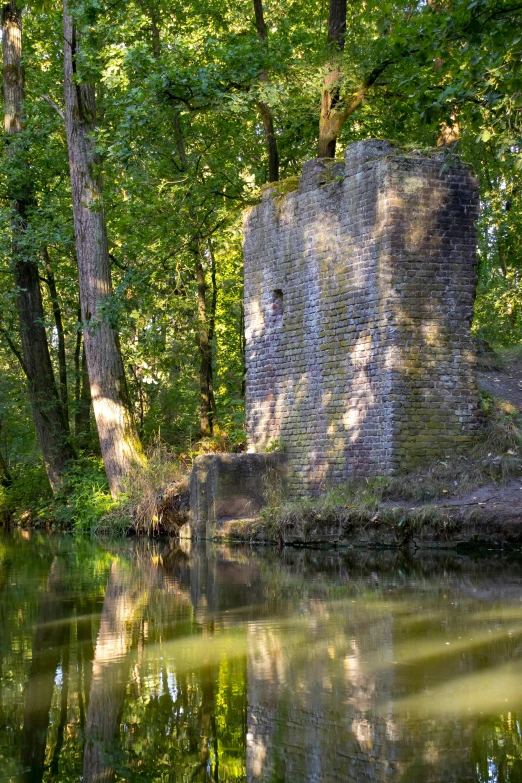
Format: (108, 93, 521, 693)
(1, 534, 522, 782)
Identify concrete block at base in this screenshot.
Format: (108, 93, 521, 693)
(189, 453, 288, 538)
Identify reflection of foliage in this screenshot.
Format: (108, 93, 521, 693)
(0, 533, 114, 781)
(472, 714, 522, 783)
(0, 535, 249, 783)
(118, 660, 247, 782)
(117, 611, 248, 781)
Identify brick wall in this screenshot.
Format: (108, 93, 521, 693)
(243, 140, 480, 494)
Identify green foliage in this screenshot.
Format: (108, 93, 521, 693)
(50, 458, 121, 533)
(0, 463, 51, 525)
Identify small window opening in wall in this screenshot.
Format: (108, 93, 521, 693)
(272, 289, 284, 325)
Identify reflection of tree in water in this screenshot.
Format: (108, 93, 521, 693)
(472, 714, 522, 783)
(20, 558, 72, 783)
(0, 538, 249, 782)
(0, 535, 112, 782)
(116, 608, 248, 781)
(82, 561, 144, 783)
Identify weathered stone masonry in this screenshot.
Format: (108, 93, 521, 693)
(243, 140, 480, 494)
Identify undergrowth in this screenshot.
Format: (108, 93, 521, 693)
(118, 439, 189, 535)
(46, 458, 126, 535)
(1, 439, 190, 536)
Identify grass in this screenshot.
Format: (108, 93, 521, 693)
(120, 438, 190, 535)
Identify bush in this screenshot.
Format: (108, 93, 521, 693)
(50, 457, 125, 534)
(0, 461, 52, 526)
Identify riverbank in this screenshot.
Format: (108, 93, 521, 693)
(217, 477, 522, 549)
(216, 449, 522, 550)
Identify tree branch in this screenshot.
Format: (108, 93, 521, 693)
(41, 95, 65, 122)
(0, 326, 29, 378)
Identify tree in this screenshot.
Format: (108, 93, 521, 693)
(62, 0, 145, 495)
(253, 0, 279, 182)
(318, 0, 346, 158)
(2, 0, 75, 491)
(0, 0, 521, 521)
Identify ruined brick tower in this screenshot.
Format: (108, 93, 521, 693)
(243, 140, 480, 494)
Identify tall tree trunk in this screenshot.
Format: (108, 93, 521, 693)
(3, 0, 75, 491)
(318, 0, 347, 158)
(0, 450, 11, 487)
(42, 247, 69, 429)
(73, 309, 82, 435)
(62, 1, 144, 495)
(253, 0, 279, 182)
(196, 253, 213, 437)
(0, 421, 12, 487)
(317, 3, 393, 157)
(145, 0, 161, 58)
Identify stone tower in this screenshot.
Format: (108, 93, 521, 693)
(243, 140, 480, 494)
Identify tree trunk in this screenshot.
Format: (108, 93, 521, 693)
(196, 254, 213, 437)
(73, 309, 82, 434)
(62, 0, 144, 495)
(145, 0, 161, 58)
(319, 0, 346, 158)
(42, 247, 69, 429)
(318, 0, 347, 158)
(74, 306, 92, 450)
(318, 3, 393, 157)
(437, 116, 460, 147)
(79, 342, 92, 440)
(3, 0, 75, 491)
(0, 450, 11, 487)
(253, 0, 279, 182)
(0, 421, 12, 487)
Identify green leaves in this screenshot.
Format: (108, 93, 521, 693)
(479, 128, 493, 142)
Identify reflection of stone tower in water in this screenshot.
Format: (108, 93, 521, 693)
(243, 140, 480, 494)
(246, 610, 399, 782)
(245, 605, 476, 782)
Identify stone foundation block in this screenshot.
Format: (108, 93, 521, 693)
(189, 453, 288, 538)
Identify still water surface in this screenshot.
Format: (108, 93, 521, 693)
(1, 533, 522, 782)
